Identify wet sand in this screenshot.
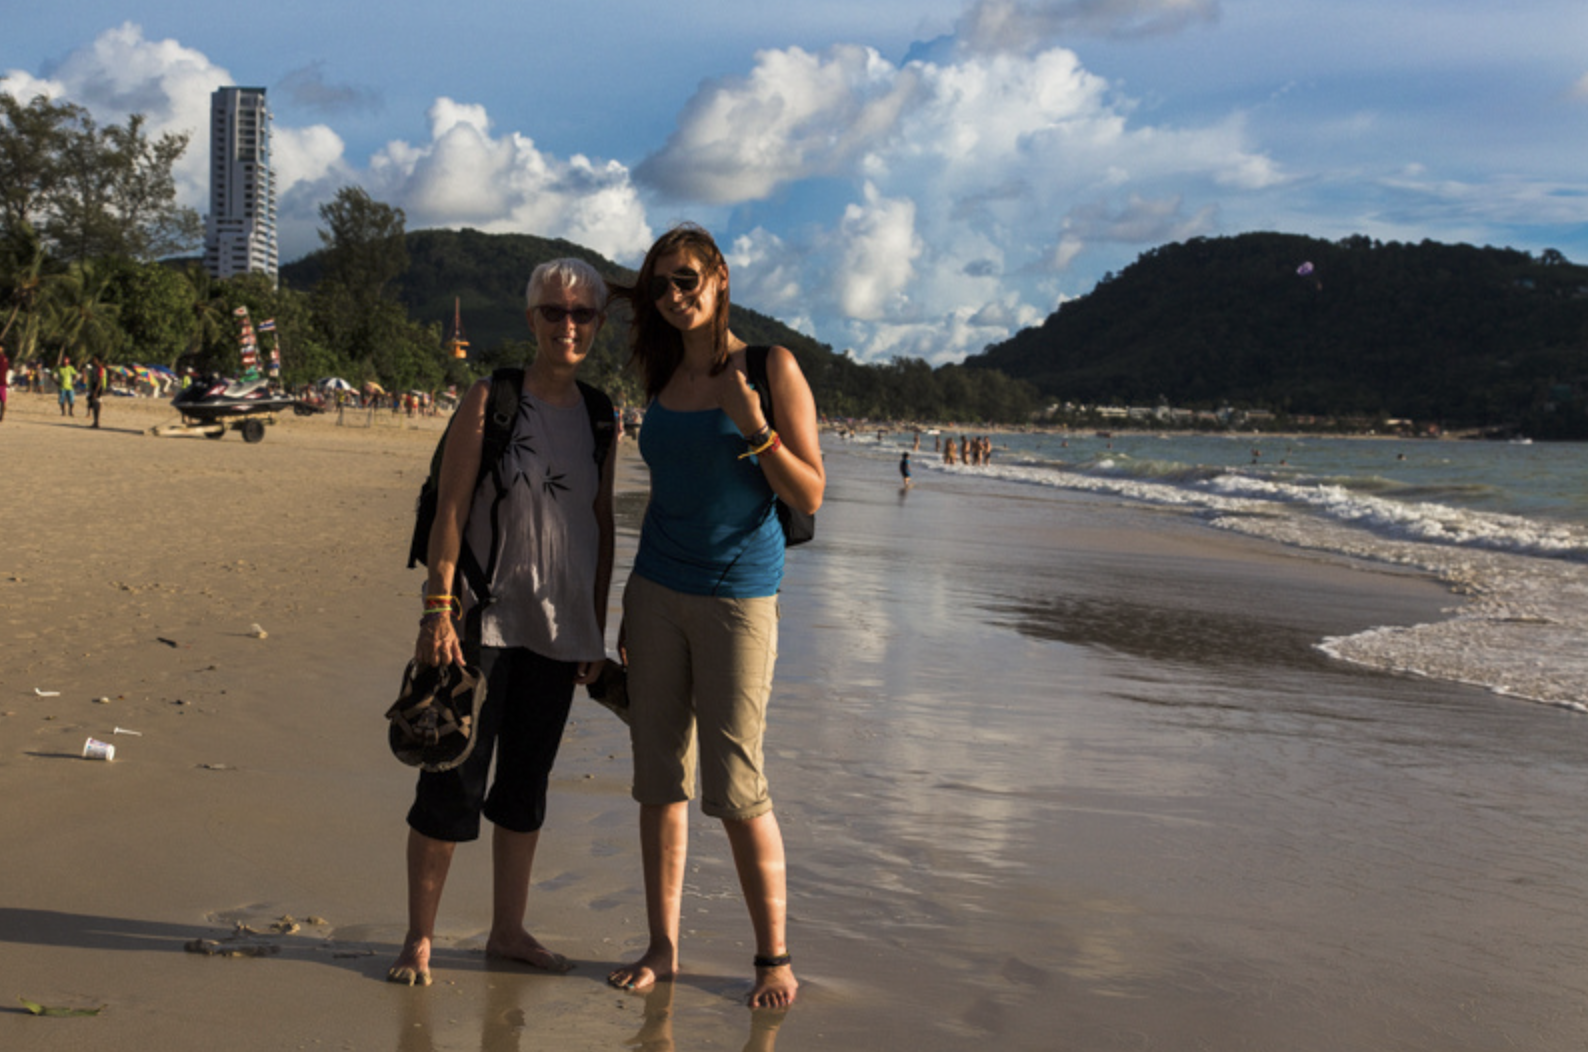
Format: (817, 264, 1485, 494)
(3, 391, 1588, 1050)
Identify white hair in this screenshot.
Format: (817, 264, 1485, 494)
(526, 258, 608, 308)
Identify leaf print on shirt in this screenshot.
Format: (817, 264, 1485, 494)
(540, 466, 569, 500)
(505, 404, 540, 488)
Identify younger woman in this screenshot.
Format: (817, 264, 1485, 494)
(608, 225, 824, 1008)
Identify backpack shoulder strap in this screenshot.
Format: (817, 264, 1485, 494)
(577, 380, 617, 468)
(480, 367, 524, 482)
(744, 346, 775, 429)
(457, 367, 523, 606)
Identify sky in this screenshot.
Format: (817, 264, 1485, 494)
(5, 0, 1588, 365)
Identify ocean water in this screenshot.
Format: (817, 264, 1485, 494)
(853, 430, 1588, 712)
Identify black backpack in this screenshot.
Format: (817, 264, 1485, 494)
(407, 367, 616, 602)
(745, 346, 814, 547)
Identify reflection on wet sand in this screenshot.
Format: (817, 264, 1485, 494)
(624, 983, 786, 1052)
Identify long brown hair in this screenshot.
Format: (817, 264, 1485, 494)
(619, 223, 733, 399)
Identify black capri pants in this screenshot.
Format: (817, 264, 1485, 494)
(406, 646, 577, 842)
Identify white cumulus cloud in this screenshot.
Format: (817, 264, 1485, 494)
(272, 125, 350, 197)
(638, 44, 921, 204)
(0, 70, 66, 103)
(4, 23, 227, 205)
(830, 184, 922, 321)
(644, 40, 1276, 361)
(365, 97, 652, 264)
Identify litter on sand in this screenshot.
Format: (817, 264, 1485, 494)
(249, 624, 268, 639)
(19, 997, 103, 1017)
(34, 688, 60, 697)
(113, 727, 142, 736)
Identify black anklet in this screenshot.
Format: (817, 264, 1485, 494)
(754, 953, 792, 968)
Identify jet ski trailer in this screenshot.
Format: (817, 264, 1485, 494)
(150, 376, 313, 442)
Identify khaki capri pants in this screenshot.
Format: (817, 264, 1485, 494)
(623, 573, 779, 821)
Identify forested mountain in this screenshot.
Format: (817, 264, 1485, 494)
(965, 233, 1588, 436)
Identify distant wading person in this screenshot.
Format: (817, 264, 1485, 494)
(389, 258, 616, 986)
(606, 224, 824, 1009)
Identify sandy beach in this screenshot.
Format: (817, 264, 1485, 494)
(4, 389, 1588, 1051)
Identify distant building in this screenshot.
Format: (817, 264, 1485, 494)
(204, 86, 277, 285)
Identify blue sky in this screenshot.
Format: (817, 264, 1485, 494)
(6, 0, 1587, 364)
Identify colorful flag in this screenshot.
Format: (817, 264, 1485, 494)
(258, 319, 276, 332)
(233, 305, 249, 317)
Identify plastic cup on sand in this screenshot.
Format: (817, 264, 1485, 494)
(82, 737, 115, 761)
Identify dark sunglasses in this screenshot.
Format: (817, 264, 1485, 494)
(648, 269, 701, 300)
(533, 304, 600, 325)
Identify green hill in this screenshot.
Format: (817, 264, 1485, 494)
(965, 232, 1588, 436)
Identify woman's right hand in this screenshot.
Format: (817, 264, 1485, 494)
(416, 617, 465, 668)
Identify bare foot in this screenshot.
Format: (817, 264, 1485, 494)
(485, 928, 572, 973)
(608, 947, 676, 992)
(748, 961, 797, 1009)
(387, 933, 433, 986)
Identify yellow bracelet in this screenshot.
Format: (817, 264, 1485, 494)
(424, 595, 459, 616)
(737, 429, 780, 459)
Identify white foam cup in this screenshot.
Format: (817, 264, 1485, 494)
(82, 737, 115, 761)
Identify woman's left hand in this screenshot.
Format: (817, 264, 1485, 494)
(713, 358, 765, 437)
(573, 657, 605, 686)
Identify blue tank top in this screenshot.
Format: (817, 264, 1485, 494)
(633, 401, 784, 597)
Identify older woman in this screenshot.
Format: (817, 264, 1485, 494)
(607, 224, 824, 1008)
(389, 258, 617, 986)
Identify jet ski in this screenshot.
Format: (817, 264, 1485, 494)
(159, 374, 310, 442)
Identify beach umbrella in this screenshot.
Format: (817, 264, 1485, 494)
(364, 381, 386, 395)
(318, 377, 353, 391)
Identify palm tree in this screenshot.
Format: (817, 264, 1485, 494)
(42, 260, 121, 366)
(180, 262, 229, 370)
(0, 222, 47, 349)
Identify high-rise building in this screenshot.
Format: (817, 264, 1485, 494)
(204, 86, 277, 284)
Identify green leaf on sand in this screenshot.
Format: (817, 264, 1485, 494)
(19, 997, 103, 1017)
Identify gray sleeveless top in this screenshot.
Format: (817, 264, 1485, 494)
(463, 386, 603, 661)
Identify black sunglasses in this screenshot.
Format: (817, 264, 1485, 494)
(533, 305, 600, 325)
(648, 269, 701, 301)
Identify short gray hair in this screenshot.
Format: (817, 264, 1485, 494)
(526, 258, 608, 309)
